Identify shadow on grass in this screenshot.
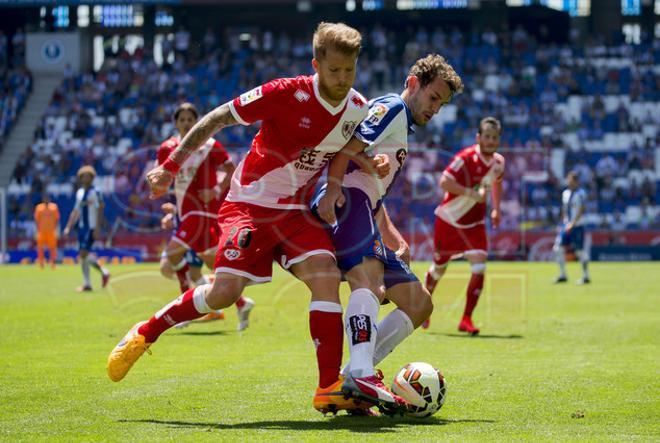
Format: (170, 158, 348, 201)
(120, 416, 495, 433)
(432, 333, 523, 340)
(170, 331, 232, 337)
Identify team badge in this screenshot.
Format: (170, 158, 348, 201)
(342, 120, 357, 139)
(373, 239, 384, 256)
(396, 148, 407, 167)
(239, 86, 263, 105)
(224, 249, 241, 261)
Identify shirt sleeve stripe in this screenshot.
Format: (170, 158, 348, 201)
(228, 100, 249, 126)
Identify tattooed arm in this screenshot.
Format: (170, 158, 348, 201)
(146, 102, 238, 199)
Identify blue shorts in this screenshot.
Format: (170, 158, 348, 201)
(77, 229, 94, 252)
(311, 186, 418, 289)
(185, 249, 204, 268)
(558, 225, 585, 250)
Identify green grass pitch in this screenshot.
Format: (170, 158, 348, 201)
(1, 262, 658, 441)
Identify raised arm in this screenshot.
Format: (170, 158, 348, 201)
(146, 102, 238, 199)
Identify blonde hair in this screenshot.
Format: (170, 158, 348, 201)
(312, 22, 362, 60)
(408, 54, 464, 95)
(77, 165, 97, 179)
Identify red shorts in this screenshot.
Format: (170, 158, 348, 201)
(433, 216, 488, 265)
(173, 214, 219, 255)
(214, 201, 335, 284)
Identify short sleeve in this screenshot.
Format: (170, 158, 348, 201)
(443, 152, 467, 182)
(353, 102, 403, 147)
(157, 140, 175, 165)
(74, 189, 84, 211)
(228, 78, 289, 126)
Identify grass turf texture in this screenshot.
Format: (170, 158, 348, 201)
(0, 262, 658, 441)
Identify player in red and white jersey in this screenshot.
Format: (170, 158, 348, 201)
(108, 22, 372, 415)
(157, 103, 254, 330)
(423, 117, 505, 335)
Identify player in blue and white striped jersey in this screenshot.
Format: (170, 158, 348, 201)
(63, 165, 110, 292)
(553, 171, 591, 284)
(312, 54, 464, 412)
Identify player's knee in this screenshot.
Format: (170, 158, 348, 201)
(471, 262, 486, 275)
(205, 279, 241, 310)
(159, 259, 174, 279)
(297, 255, 341, 286)
(429, 262, 448, 279)
(417, 288, 433, 319)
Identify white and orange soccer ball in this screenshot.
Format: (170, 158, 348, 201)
(392, 362, 446, 418)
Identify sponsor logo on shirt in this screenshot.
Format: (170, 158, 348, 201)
(294, 89, 310, 102)
(224, 249, 241, 260)
(367, 103, 389, 124)
(299, 117, 311, 129)
(239, 86, 263, 106)
(449, 157, 464, 172)
(341, 120, 357, 139)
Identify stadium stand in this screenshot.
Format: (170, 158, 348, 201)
(4, 25, 660, 257)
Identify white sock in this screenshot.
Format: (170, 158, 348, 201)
(578, 250, 590, 278)
(555, 245, 567, 277)
(82, 257, 91, 286)
(345, 288, 379, 378)
(373, 309, 414, 367)
(195, 275, 209, 285)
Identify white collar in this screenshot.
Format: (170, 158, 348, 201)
(312, 74, 349, 115)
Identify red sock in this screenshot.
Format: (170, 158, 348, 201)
(175, 263, 190, 293)
(138, 288, 205, 342)
(309, 309, 343, 389)
(235, 296, 246, 309)
(463, 273, 484, 318)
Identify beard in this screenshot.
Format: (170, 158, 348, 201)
(319, 81, 349, 102)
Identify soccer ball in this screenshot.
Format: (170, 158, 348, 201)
(391, 362, 446, 418)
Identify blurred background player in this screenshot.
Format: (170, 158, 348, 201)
(63, 165, 110, 292)
(315, 53, 463, 411)
(109, 22, 370, 416)
(33, 194, 59, 269)
(157, 102, 253, 330)
(158, 202, 226, 327)
(554, 171, 591, 285)
(423, 117, 505, 335)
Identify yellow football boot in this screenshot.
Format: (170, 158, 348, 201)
(313, 376, 374, 415)
(107, 321, 152, 382)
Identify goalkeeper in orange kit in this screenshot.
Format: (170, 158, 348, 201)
(34, 194, 60, 269)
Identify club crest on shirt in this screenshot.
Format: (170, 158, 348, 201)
(396, 148, 407, 167)
(239, 86, 263, 105)
(367, 103, 389, 124)
(342, 120, 357, 139)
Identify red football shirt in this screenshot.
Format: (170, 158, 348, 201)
(157, 135, 230, 219)
(227, 74, 368, 210)
(435, 144, 505, 228)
